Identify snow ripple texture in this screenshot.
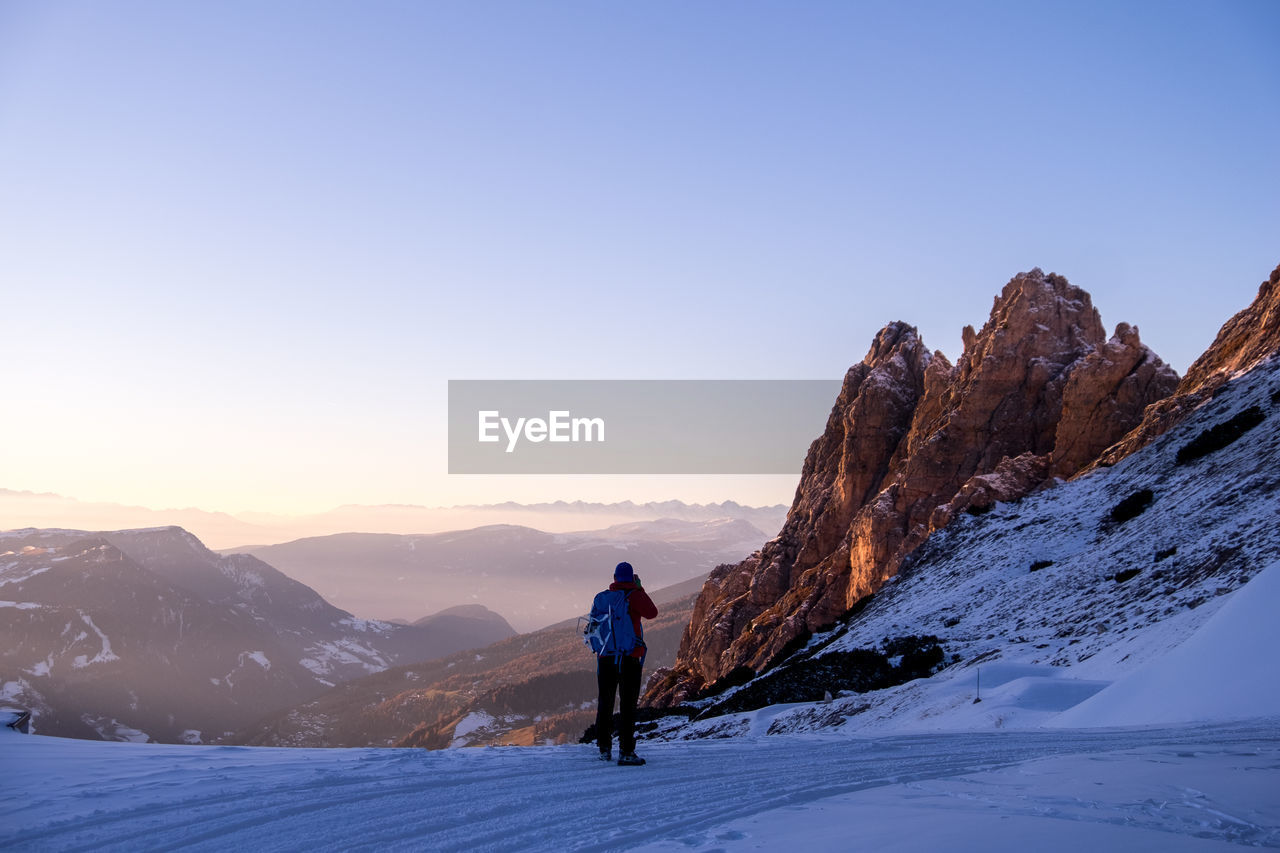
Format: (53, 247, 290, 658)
(3, 721, 1278, 852)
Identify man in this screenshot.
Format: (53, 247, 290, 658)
(593, 561, 658, 766)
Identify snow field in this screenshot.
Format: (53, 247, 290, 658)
(638, 741, 1280, 852)
(1053, 563, 1280, 727)
(3, 720, 1278, 851)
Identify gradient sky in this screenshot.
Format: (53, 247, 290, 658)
(1, 1, 1277, 515)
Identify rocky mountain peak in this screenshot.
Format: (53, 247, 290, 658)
(960, 268, 1105, 376)
(1183, 263, 1280, 389)
(647, 270, 1179, 705)
(863, 319, 923, 363)
(1094, 262, 1280, 467)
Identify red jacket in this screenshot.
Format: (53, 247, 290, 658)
(608, 581, 658, 658)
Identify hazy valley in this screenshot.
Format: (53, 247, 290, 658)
(0, 515, 750, 744)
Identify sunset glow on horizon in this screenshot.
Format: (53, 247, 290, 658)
(2, 1, 1277, 519)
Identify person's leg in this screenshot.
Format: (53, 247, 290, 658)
(596, 657, 619, 754)
(617, 656, 643, 755)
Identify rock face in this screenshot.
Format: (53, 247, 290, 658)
(1095, 263, 1280, 467)
(648, 270, 1179, 705)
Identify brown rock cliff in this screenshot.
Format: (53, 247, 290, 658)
(647, 269, 1179, 705)
(1094, 263, 1280, 467)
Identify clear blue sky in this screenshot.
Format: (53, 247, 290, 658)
(1, 1, 1277, 514)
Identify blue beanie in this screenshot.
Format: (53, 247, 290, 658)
(614, 561, 634, 583)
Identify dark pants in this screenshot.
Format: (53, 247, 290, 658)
(596, 655, 643, 754)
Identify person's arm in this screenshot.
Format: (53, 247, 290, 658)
(631, 587, 658, 620)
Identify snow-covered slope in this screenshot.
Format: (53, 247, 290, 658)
(3, 720, 1277, 851)
(1051, 562, 1280, 727)
(652, 356, 1280, 739)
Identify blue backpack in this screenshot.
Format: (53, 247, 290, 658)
(584, 589, 642, 660)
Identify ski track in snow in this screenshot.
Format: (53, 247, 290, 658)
(3, 720, 1278, 851)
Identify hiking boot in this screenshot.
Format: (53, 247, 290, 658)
(598, 749, 612, 761)
(617, 752, 646, 766)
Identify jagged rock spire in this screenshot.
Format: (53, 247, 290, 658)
(648, 269, 1180, 705)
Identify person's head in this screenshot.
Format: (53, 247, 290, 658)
(614, 561, 634, 583)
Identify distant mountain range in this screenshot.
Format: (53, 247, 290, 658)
(0, 495, 787, 551)
(226, 517, 767, 631)
(0, 527, 515, 743)
(0, 516, 759, 743)
(232, 574, 708, 750)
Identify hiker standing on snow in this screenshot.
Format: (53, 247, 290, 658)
(591, 561, 657, 766)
